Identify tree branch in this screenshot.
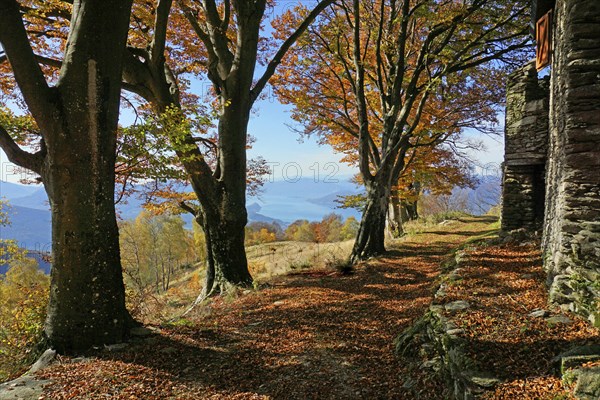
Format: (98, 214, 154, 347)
(0, 124, 44, 174)
(250, 0, 334, 104)
(0, 0, 56, 129)
(203, 0, 223, 28)
(0, 52, 62, 68)
(176, 0, 226, 89)
(121, 81, 155, 102)
(150, 0, 173, 63)
(374, 0, 386, 114)
(179, 201, 197, 217)
(352, 0, 373, 182)
(203, 0, 234, 80)
(220, 0, 231, 32)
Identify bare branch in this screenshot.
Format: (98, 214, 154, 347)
(250, 0, 335, 104)
(0, 123, 44, 174)
(352, 0, 373, 181)
(150, 0, 174, 63)
(0, 0, 57, 129)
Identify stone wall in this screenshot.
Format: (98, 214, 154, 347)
(502, 62, 549, 232)
(542, 0, 600, 326)
(395, 250, 501, 400)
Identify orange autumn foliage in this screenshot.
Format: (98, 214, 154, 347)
(271, 0, 527, 203)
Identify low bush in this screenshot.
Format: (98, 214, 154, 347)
(0, 258, 49, 382)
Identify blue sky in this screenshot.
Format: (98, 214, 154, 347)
(247, 99, 358, 182)
(0, 94, 505, 184)
(0, 0, 506, 185)
(244, 96, 505, 184)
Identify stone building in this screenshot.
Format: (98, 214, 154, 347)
(502, 0, 600, 326)
(501, 62, 549, 233)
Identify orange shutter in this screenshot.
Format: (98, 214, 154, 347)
(536, 9, 552, 71)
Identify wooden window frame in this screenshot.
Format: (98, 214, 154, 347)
(536, 9, 552, 71)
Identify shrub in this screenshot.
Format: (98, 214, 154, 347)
(0, 258, 49, 382)
(325, 255, 354, 275)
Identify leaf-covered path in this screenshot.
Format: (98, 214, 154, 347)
(34, 216, 598, 399)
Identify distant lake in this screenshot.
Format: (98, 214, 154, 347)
(248, 178, 363, 224)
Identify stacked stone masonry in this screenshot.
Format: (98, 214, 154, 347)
(502, 62, 549, 232)
(542, 0, 600, 327)
(503, 0, 600, 326)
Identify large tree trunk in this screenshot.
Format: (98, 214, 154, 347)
(350, 180, 389, 263)
(182, 198, 251, 312)
(41, 0, 134, 353)
(44, 156, 131, 353)
(178, 98, 254, 300)
(198, 98, 253, 295)
(201, 205, 252, 295)
(387, 189, 406, 238)
(133, 86, 255, 299)
(0, 17, 133, 346)
(404, 200, 419, 220)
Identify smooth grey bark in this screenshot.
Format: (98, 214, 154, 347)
(351, 179, 389, 263)
(0, 0, 134, 353)
(388, 197, 418, 238)
(388, 192, 405, 238)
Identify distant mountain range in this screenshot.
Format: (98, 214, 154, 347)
(465, 175, 502, 215)
(0, 181, 40, 200)
(0, 250, 51, 275)
(0, 178, 364, 251)
(2, 204, 52, 250)
(0, 175, 500, 270)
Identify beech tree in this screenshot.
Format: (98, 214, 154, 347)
(1, 0, 333, 300)
(387, 145, 475, 236)
(335, 145, 476, 237)
(119, 0, 334, 297)
(273, 0, 530, 263)
(0, 0, 134, 352)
